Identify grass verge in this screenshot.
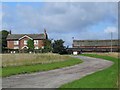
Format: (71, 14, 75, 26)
(2, 57, 82, 77)
(60, 54, 118, 88)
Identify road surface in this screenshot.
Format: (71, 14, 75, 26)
(2, 55, 113, 88)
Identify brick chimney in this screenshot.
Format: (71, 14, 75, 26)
(9, 30, 11, 35)
(44, 28, 48, 39)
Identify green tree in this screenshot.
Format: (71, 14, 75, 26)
(43, 39, 52, 53)
(0, 30, 9, 48)
(27, 39, 34, 50)
(0, 30, 9, 53)
(52, 39, 67, 54)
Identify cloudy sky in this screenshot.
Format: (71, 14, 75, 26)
(2, 2, 118, 47)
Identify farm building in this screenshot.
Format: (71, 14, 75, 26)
(6, 29, 48, 50)
(67, 39, 119, 53)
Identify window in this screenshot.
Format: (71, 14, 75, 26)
(24, 40, 28, 45)
(35, 46, 39, 49)
(14, 46, 19, 49)
(42, 46, 44, 49)
(34, 40, 38, 45)
(14, 41, 19, 45)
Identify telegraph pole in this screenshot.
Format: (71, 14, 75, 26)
(111, 32, 113, 52)
(72, 37, 74, 47)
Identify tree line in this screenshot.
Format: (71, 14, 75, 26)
(0, 30, 68, 54)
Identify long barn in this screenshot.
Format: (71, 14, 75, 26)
(67, 39, 119, 53)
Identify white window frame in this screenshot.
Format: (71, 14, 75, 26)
(14, 41, 19, 45)
(24, 40, 28, 45)
(34, 40, 38, 45)
(14, 46, 19, 49)
(42, 46, 44, 49)
(35, 46, 39, 49)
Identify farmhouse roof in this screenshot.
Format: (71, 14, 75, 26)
(7, 34, 46, 40)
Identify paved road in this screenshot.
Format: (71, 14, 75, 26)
(2, 56, 113, 88)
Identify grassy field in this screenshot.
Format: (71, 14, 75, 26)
(1, 53, 82, 77)
(2, 53, 72, 67)
(85, 52, 119, 58)
(60, 53, 119, 88)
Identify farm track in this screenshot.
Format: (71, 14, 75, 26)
(2, 56, 113, 88)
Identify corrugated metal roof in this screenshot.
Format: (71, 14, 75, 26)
(73, 39, 119, 46)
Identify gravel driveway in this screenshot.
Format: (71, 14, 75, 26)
(2, 55, 113, 88)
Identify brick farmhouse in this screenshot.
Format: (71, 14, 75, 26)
(6, 30, 48, 50)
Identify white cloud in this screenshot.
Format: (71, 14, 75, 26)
(104, 26, 117, 33)
(2, 2, 118, 46)
(3, 2, 117, 33)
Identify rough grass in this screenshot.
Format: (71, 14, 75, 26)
(84, 52, 119, 58)
(60, 53, 118, 88)
(1, 53, 82, 77)
(1, 53, 71, 67)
